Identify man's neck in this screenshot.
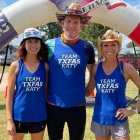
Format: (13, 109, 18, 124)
(61, 33, 80, 44)
(64, 34, 79, 40)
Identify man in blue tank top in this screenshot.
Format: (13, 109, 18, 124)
(86, 30, 140, 140)
(46, 3, 95, 140)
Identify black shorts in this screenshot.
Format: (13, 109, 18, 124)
(13, 120, 47, 133)
(47, 104, 86, 140)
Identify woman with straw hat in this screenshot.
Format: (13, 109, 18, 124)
(86, 29, 140, 140)
(46, 3, 95, 140)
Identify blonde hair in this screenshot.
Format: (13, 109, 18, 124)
(97, 29, 122, 58)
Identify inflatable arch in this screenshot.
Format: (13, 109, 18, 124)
(0, 0, 140, 50)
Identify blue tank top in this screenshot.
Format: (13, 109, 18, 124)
(93, 61, 127, 125)
(13, 59, 47, 122)
(47, 38, 94, 108)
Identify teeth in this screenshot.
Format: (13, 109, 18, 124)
(30, 48, 37, 51)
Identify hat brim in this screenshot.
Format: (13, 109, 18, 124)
(56, 13, 91, 24)
(101, 39, 120, 43)
(97, 37, 122, 58)
(98, 37, 122, 46)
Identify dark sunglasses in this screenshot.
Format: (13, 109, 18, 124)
(24, 31, 40, 37)
(65, 9, 82, 15)
(100, 33, 120, 40)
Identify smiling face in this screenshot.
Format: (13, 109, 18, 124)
(25, 38, 41, 55)
(101, 41, 121, 59)
(61, 15, 82, 39)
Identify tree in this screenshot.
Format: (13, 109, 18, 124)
(80, 23, 110, 47)
(38, 22, 110, 47)
(38, 22, 63, 42)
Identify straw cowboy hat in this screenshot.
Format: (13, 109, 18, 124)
(97, 30, 122, 47)
(97, 30, 122, 58)
(56, 3, 91, 24)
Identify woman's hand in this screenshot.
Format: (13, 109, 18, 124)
(115, 108, 136, 120)
(7, 119, 16, 136)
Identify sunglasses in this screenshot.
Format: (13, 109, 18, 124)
(24, 31, 40, 37)
(65, 9, 82, 15)
(100, 31, 121, 40)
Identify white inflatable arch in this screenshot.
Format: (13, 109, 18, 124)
(0, 0, 140, 49)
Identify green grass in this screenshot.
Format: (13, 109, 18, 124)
(0, 66, 9, 73)
(0, 79, 140, 140)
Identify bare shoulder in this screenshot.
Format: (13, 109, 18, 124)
(124, 63, 136, 73)
(124, 63, 138, 80)
(9, 60, 18, 74)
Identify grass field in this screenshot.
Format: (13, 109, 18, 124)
(0, 66, 9, 73)
(0, 69, 140, 139)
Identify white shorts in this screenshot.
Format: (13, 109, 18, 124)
(91, 120, 130, 139)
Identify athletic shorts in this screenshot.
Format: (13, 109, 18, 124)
(14, 120, 47, 133)
(91, 120, 130, 139)
(47, 104, 86, 140)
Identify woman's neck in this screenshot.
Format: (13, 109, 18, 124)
(25, 55, 39, 63)
(103, 59, 118, 66)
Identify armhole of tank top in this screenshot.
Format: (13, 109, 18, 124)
(43, 61, 47, 78)
(119, 61, 126, 81)
(83, 40, 92, 64)
(17, 59, 22, 74)
(46, 39, 56, 59)
(94, 62, 102, 80)
(121, 61, 124, 71)
(119, 61, 124, 74)
(15, 59, 20, 79)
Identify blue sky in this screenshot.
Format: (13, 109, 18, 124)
(124, 0, 140, 13)
(124, 0, 140, 7)
(0, 0, 17, 9)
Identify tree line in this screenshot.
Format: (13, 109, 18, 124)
(38, 22, 110, 48)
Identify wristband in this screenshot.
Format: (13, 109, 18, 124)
(131, 106, 137, 114)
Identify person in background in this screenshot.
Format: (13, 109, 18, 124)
(6, 28, 49, 140)
(86, 29, 140, 140)
(46, 3, 95, 140)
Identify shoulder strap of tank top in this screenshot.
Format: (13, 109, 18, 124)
(46, 38, 56, 59)
(118, 61, 124, 75)
(96, 61, 102, 73)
